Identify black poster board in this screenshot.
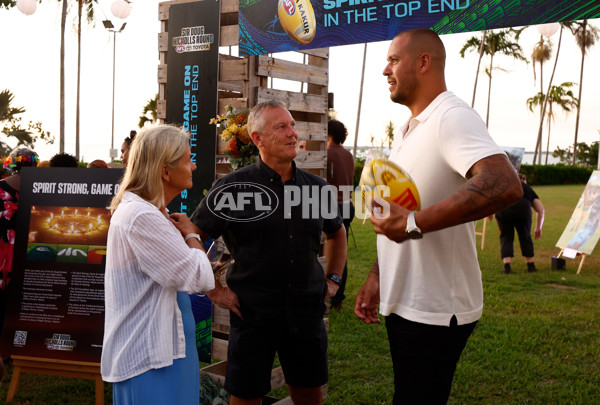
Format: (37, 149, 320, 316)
(0, 167, 122, 362)
(166, 0, 221, 215)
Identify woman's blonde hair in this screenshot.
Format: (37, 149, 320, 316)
(109, 125, 190, 212)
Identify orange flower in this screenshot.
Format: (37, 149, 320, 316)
(226, 138, 240, 158)
(236, 113, 248, 125)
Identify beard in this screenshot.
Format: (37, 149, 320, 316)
(389, 73, 418, 106)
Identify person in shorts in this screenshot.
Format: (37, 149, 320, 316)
(191, 100, 347, 405)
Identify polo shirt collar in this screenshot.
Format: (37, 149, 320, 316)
(403, 91, 453, 139)
(414, 90, 454, 123)
(257, 156, 298, 184)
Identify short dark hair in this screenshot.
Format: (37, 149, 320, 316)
(124, 130, 137, 147)
(328, 120, 348, 145)
(50, 153, 79, 168)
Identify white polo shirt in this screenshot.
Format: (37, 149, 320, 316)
(378, 91, 503, 326)
(101, 191, 214, 382)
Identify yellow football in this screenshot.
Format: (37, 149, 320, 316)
(360, 158, 420, 211)
(278, 0, 317, 45)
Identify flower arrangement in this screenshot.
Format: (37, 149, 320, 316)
(210, 104, 258, 170)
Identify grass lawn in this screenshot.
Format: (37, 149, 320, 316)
(1, 185, 599, 404)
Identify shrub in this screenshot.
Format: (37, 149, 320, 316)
(520, 164, 594, 185)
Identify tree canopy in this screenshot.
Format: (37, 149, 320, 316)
(0, 89, 53, 156)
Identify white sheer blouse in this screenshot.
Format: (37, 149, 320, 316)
(101, 191, 214, 382)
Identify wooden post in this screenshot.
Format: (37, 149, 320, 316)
(475, 217, 488, 250)
(557, 248, 587, 274)
(576, 254, 586, 274)
(6, 356, 103, 404)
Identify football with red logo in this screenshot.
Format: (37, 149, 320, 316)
(360, 158, 420, 211)
(278, 0, 316, 44)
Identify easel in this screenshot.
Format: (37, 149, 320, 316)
(6, 356, 104, 404)
(556, 249, 587, 275)
(475, 217, 489, 250)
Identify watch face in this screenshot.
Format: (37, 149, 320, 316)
(407, 230, 423, 239)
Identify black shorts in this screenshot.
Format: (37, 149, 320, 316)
(224, 313, 328, 399)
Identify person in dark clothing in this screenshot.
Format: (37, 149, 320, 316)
(493, 174, 545, 273)
(189, 100, 346, 405)
(326, 119, 355, 311)
(1, 147, 39, 332)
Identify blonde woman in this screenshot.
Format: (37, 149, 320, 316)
(101, 125, 214, 404)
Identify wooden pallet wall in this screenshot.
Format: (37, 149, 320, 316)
(158, 0, 328, 178)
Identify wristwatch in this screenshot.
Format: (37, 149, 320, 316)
(185, 233, 202, 243)
(326, 273, 342, 285)
(405, 211, 423, 240)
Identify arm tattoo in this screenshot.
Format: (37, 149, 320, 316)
(457, 154, 519, 221)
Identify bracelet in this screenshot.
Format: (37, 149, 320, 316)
(185, 233, 202, 243)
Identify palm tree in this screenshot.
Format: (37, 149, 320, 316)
(59, 0, 67, 154)
(1, 89, 52, 156)
(138, 94, 158, 128)
(460, 30, 488, 107)
(532, 24, 565, 165)
(75, 0, 98, 160)
(384, 121, 394, 149)
(563, 20, 599, 165)
(460, 28, 527, 127)
(530, 36, 553, 120)
(527, 82, 578, 164)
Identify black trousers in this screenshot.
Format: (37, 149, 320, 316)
(385, 314, 477, 405)
(496, 209, 534, 259)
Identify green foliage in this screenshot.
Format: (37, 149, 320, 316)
(519, 164, 593, 185)
(384, 121, 394, 149)
(554, 141, 599, 168)
(138, 94, 158, 128)
(353, 160, 364, 188)
(460, 28, 527, 63)
(200, 372, 230, 405)
(0, 89, 53, 156)
(526, 82, 579, 115)
(0, 0, 17, 9)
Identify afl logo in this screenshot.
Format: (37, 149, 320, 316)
(282, 0, 295, 16)
(206, 182, 279, 222)
(175, 45, 185, 53)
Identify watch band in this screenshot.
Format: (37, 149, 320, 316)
(326, 273, 342, 285)
(185, 233, 202, 243)
(405, 211, 423, 239)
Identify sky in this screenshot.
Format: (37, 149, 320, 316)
(1, 1, 599, 163)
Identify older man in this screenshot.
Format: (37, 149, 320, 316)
(191, 100, 346, 405)
(354, 29, 522, 404)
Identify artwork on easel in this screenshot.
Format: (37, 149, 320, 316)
(501, 146, 525, 171)
(556, 170, 600, 256)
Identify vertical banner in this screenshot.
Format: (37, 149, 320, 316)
(166, 0, 221, 216)
(165, 0, 221, 363)
(0, 167, 123, 362)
